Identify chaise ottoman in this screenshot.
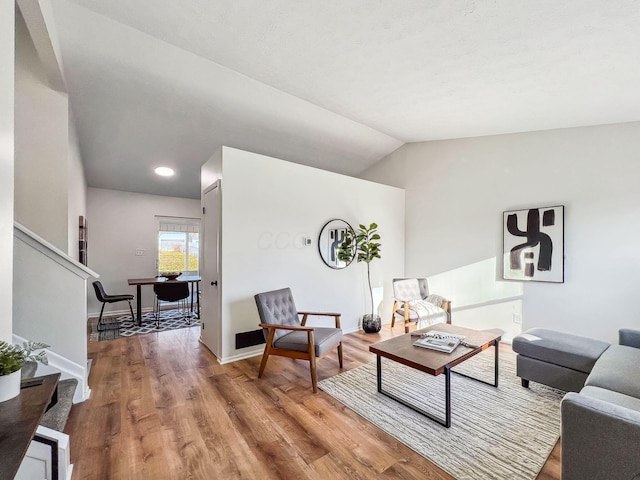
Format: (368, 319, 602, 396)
(512, 328, 611, 392)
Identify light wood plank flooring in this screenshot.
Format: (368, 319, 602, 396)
(66, 325, 560, 479)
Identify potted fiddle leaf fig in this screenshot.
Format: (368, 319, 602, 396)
(0, 341, 49, 402)
(338, 223, 382, 333)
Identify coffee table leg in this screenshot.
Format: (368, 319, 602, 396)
(444, 365, 451, 428)
(376, 354, 452, 428)
(452, 339, 500, 388)
(494, 339, 500, 387)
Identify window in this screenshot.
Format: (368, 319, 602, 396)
(156, 217, 200, 274)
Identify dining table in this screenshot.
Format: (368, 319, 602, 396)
(127, 275, 201, 326)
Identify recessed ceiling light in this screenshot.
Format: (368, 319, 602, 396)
(154, 166, 175, 177)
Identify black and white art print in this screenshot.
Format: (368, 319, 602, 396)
(503, 206, 564, 283)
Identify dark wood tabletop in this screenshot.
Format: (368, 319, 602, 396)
(369, 324, 501, 376)
(127, 275, 201, 285)
(0, 373, 60, 480)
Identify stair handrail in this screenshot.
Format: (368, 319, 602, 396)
(13, 222, 99, 279)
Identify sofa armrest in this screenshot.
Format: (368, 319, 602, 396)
(619, 329, 640, 348)
(258, 323, 313, 332)
(440, 299, 452, 323)
(298, 311, 341, 328)
(561, 392, 640, 480)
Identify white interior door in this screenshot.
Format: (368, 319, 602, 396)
(201, 181, 221, 357)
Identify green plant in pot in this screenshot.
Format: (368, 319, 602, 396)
(0, 341, 49, 402)
(338, 223, 382, 333)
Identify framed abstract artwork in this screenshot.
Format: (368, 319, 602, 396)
(503, 206, 564, 283)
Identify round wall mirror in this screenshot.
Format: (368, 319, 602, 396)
(318, 219, 355, 269)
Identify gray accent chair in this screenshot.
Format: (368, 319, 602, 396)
(391, 278, 452, 333)
(254, 288, 343, 393)
(560, 328, 640, 480)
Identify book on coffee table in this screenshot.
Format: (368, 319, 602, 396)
(413, 330, 465, 353)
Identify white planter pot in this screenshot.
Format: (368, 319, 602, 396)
(0, 369, 21, 402)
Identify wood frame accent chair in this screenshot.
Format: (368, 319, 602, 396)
(391, 278, 452, 333)
(92, 281, 135, 331)
(254, 287, 343, 393)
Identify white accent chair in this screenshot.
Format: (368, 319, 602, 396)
(391, 278, 451, 333)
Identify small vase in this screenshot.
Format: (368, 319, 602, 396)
(362, 314, 381, 333)
(0, 369, 21, 402)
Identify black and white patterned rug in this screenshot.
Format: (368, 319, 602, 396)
(89, 309, 201, 342)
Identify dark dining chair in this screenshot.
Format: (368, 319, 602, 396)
(153, 282, 191, 328)
(92, 281, 135, 331)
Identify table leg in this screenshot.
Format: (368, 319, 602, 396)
(190, 281, 195, 314)
(452, 339, 500, 388)
(136, 285, 142, 326)
(376, 354, 452, 428)
(444, 365, 451, 428)
(196, 281, 200, 318)
(494, 339, 500, 387)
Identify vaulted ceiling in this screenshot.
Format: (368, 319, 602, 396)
(50, 1, 640, 198)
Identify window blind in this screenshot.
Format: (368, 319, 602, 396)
(156, 216, 199, 233)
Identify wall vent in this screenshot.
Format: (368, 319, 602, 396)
(235, 329, 265, 349)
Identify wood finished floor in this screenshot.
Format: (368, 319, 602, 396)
(66, 325, 561, 479)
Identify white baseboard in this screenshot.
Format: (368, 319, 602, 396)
(88, 306, 153, 320)
(40, 349, 89, 404)
(342, 325, 362, 335)
(217, 348, 263, 365)
(13, 333, 89, 403)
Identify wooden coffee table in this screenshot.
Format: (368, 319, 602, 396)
(369, 324, 501, 428)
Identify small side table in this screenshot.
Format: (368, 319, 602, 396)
(0, 373, 60, 480)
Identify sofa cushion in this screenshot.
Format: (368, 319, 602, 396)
(585, 345, 640, 398)
(512, 328, 610, 373)
(395, 300, 448, 327)
(274, 327, 342, 357)
(581, 386, 640, 412)
(393, 279, 422, 302)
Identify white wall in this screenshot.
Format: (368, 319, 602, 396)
(201, 148, 221, 193)
(0, 1, 15, 342)
(67, 118, 86, 260)
(361, 122, 640, 344)
(86, 188, 201, 315)
(425, 257, 523, 342)
(13, 231, 88, 367)
(214, 147, 405, 363)
(13, 224, 97, 402)
(14, 9, 69, 252)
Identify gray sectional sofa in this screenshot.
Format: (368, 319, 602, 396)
(513, 328, 640, 480)
(562, 329, 640, 480)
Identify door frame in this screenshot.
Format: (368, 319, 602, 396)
(201, 180, 222, 357)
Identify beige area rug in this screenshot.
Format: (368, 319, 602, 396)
(318, 349, 564, 480)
